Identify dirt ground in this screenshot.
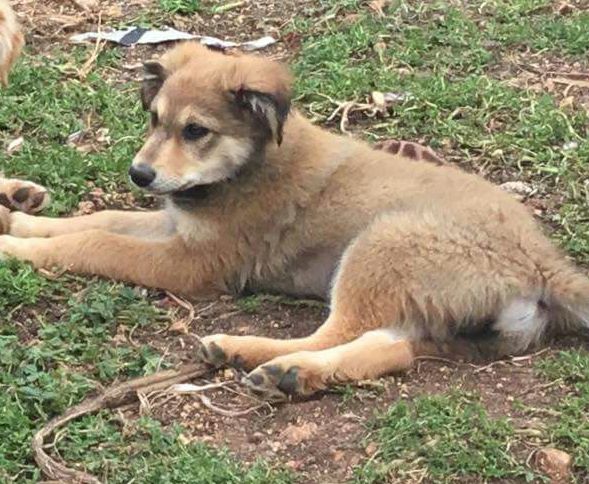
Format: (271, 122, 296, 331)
(129, 296, 589, 483)
(7, 0, 589, 482)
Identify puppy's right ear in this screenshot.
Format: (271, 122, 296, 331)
(141, 60, 166, 110)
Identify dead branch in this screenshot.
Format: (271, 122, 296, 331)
(196, 394, 265, 417)
(32, 363, 209, 484)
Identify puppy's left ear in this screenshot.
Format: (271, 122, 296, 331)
(233, 87, 291, 145)
(141, 60, 166, 110)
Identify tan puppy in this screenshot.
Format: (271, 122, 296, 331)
(1, 43, 588, 400)
(0, 0, 24, 86)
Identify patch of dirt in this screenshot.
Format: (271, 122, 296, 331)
(11, 0, 589, 481)
(491, 51, 589, 113)
(121, 296, 587, 482)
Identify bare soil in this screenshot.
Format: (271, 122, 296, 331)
(128, 296, 587, 483)
(11, 0, 589, 482)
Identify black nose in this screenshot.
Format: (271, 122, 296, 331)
(129, 164, 156, 188)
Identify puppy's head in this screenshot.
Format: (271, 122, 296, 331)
(130, 43, 292, 197)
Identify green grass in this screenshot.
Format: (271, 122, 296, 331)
(0, 258, 49, 312)
(356, 392, 536, 482)
(291, 1, 589, 262)
(58, 415, 291, 483)
(236, 294, 325, 314)
(159, 0, 202, 15)
(3, 0, 589, 481)
(0, 48, 288, 482)
(0, 47, 145, 214)
(0, 269, 167, 479)
(536, 350, 589, 470)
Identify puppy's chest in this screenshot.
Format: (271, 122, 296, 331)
(167, 204, 220, 244)
(249, 246, 342, 299)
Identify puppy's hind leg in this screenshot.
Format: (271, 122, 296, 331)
(240, 211, 547, 400)
(243, 328, 416, 400)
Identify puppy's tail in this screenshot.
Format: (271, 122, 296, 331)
(543, 265, 589, 335)
(411, 264, 589, 361)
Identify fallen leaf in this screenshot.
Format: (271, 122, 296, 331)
(168, 319, 189, 334)
(365, 442, 378, 456)
(368, 0, 390, 17)
(559, 96, 575, 110)
(371, 91, 386, 110)
(96, 127, 111, 145)
(535, 447, 572, 483)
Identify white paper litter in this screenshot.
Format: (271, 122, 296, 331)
(70, 27, 276, 51)
(168, 382, 231, 393)
(6, 136, 24, 154)
(562, 141, 578, 151)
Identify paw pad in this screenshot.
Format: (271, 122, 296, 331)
(243, 364, 304, 402)
(0, 179, 50, 214)
(195, 340, 229, 368)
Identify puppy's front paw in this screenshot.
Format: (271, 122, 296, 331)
(196, 334, 248, 369)
(196, 335, 231, 368)
(243, 353, 326, 402)
(0, 178, 51, 214)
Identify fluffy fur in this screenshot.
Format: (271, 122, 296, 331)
(0, 0, 23, 86)
(2, 42, 589, 400)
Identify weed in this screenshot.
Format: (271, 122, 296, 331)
(536, 350, 589, 469)
(356, 392, 536, 482)
(159, 0, 201, 15)
(57, 415, 292, 483)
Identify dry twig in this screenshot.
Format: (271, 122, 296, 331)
(32, 364, 209, 483)
(77, 15, 105, 80)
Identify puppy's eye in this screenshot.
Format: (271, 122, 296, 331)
(150, 111, 158, 127)
(182, 123, 209, 141)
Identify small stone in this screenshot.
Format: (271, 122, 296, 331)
(178, 433, 191, 445)
(556, 1, 575, 15)
(280, 422, 318, 446)
(247, 431, 264, 444)
(499, 181, 533, 198)
(269, 441, 281, 452)
(365, 442, 378, 456)
(535, 447, 572, 483)
(332, 449, 345, 462)
(285, 460, 303, 470)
